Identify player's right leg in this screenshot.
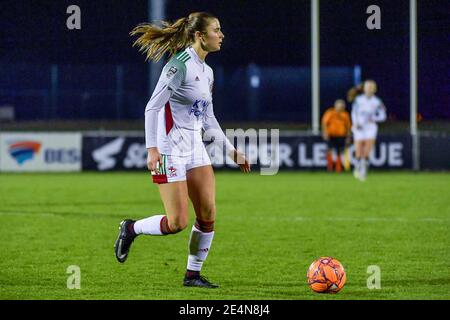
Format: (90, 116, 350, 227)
(353, 139, 364, 179)
(114, 181, 189, 263)
(114, 156, 189, 263)
(358, 140, 368, 181)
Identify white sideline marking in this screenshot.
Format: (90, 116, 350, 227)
(292, 217, 449, 223)
(224, 215, 449, 223)
(0, 211, 57, 217)
(0, 211, 448, 223)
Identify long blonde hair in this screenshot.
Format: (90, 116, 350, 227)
(130, 12, 217, 62)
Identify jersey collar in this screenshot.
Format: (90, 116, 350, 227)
(187, 46, 205, 66)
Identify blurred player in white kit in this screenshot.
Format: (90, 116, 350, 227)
(349, 80, 386, 181)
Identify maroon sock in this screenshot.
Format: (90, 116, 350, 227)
(160, 216, 172, 234)
(186, 270, 200, 279)
(194, 218, 215, 233)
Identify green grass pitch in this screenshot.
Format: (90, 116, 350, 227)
(0, 171, 449, 300)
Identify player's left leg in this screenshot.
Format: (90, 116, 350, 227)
(359, 125, 378, 180)
(360, 139, 376, 179)
(183, 164, 219, 288)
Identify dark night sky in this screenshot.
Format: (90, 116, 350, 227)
(0, 0, 448, 120)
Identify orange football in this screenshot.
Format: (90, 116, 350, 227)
(307, 257, 346, 293)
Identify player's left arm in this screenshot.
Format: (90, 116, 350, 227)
(373, 99, 387, 122)
(344, 112, 352, 145)
(203, 103, 250, 173)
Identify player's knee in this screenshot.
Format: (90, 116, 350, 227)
(168, 215, 188, 234)
(168, 223, 186, 234)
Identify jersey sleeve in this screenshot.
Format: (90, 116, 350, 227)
(203, 103, 235, 154)
(160, 58, 187, 91)
(373, 99, 387, 122)
(202, 65, 234, 153)
(144, 58, 187, 148)
(351, 99, 360, 127)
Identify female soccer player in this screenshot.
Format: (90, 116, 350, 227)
(349, 80, 386, 181)
(114, 12, 250, 288)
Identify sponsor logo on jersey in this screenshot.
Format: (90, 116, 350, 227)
(8, 141, 41, 165)
(189, 99, 210, 120)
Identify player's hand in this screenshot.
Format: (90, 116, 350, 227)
(147, 147, 162, 172)
(231, 150, 251, 173)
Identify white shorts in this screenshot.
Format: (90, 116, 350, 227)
(151, 144, 211, 184)
(352, 125, 378, 142)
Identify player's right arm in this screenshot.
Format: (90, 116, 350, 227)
(347, 83, 363, 103)
(344, 111, 352, 144)
(351, 99, 361, 130)
(145, 58, 186, 171)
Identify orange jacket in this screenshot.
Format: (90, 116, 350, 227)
(322, 108, 351, 137)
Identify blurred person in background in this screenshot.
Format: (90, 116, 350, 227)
(114, 12, 250, 289)
(347, 80, 386, 181)
(321, 99, 351, 173)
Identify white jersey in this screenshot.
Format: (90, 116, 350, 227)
(145, 46, 233, 156)
(351, 94, 386, 130)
